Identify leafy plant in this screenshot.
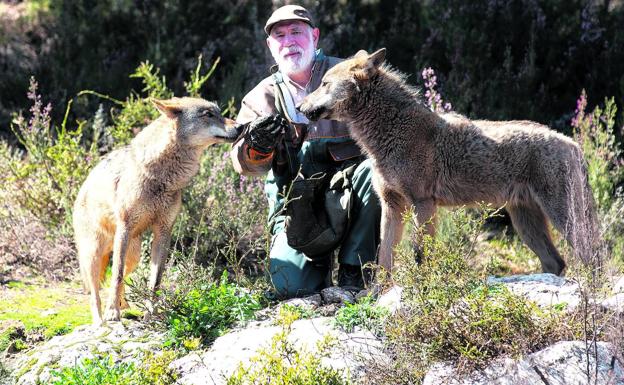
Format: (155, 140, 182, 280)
(227, 307, 350, 385)
(48, 351, 178, 385)
(334, 295, 389, 336)
(163, 271, 263, 348)
(49, 355, 138, 385)
(3, 78, 99, 235)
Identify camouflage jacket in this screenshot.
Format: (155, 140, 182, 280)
(230, 51, 362, 176)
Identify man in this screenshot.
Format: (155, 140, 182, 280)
(231, 4, 380, 298)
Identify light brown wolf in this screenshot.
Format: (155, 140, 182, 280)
(73, 97, 242, 325)
(299, 49, 598, 276)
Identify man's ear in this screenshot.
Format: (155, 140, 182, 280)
(312, 27, 320, 48)
(151, 98, 183, 120)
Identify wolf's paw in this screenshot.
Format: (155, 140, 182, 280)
(103, 305, 121, 322)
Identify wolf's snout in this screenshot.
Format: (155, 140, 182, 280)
(297, 100, 322, 121)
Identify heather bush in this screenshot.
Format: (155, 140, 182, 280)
(365, 208, 580, 384)
(570, 91, 624, 264)
(1, 78, 99, 236)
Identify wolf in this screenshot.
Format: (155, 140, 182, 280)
(299, 49, 598, 276)
(73, 97, 242, 325)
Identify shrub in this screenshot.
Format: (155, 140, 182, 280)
(49, 355, 138, 385)
(48, 351, 178, 385)
(2, 78, 99, 235)
(334, 295, 389, 336)
(367, 208, 575, 383)
(227, 307, 350, 385)
(156, 271, 263, 349)
(571, 90, 624, 262)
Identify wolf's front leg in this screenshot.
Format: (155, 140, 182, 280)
(377, 188, 407, 277)
(104, 224, 131, 322)
(144, 224, 173, 318)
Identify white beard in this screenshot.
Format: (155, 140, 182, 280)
(277, 45, 315, 78)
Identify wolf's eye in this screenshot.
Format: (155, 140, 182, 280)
(321, 81, 329, 87)
(200, 109, 214, 117)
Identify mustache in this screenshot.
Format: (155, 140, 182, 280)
(282, 47, 303, 56)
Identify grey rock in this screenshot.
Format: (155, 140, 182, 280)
(602, 292, 624, 314)
(282, 293, 322, 309)
(487, 273, 582, 310)
(376, 285, 403, 313)
(424, 341, 624, 385)
(321, 286, 355, 305)
(172, 316, 384, 385)
(10, 321, 166, 385)
(613, 276, 624, 294)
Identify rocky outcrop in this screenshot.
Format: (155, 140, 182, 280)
(8, 321, 166, 385)
(172, 317, 383, 385)
(423, 341, 623, 385)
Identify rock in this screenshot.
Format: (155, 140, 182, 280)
(602, 292, 624, 314)
(613, 276, 624, 294)
(282, 293, 322, 309)
(487, 273, 582, 310)
(376, 285, 403, 313)
(321, 286, 355, 305)
(171, 316, 384, 385)
(423, 341, 624, 385)
(9, 321, 166, 385)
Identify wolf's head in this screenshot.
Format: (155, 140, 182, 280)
(299, 48, 386, 122)
(151, 97, 243, 147)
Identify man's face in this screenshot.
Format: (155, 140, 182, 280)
(266, 20, 319, 78)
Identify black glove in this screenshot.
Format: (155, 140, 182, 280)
(244, 115, 287, 154)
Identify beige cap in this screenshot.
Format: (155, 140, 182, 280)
(264, 5, 314, 35)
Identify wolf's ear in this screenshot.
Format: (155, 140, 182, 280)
(354, 48, 386, 81)
(151, 98, 183, 119)
(354, 49, 369, 59)
(368, 48, 386, 68)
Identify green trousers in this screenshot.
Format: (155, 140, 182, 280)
(265, 138, 381, 297)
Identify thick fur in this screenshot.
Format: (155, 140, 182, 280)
(73, 97, 242, 325)
(299, 49, 598, 276)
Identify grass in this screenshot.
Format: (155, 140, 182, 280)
(0, 279, 91, 349)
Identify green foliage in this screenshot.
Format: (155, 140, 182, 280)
(572, 91, 624, 261)
(0, 282, 91, 347)
(373, 208, 574, 383)
(334, 295, 389, 335)
(279, 303, 317, 320)
(2, 78, 98, 235)
(227, 307, 350, 385)
(49, 355, 138, 385)
(162, 272, 263, 348)
(572, 90, 622, 210)
(48, 351, 178, 385)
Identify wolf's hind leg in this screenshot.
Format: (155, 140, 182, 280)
(507, 203, 565, 275)
(104, 224, 131, 322)
(78, 236, 110, 326)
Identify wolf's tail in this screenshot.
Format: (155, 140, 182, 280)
(567, 146, 601, 266)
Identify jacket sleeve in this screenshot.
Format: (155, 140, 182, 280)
(230, 82, 277, 176)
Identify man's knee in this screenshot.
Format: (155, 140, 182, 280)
(268, 232, 329, 298)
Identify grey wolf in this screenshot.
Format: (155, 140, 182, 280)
(73, 97, 242, 325)
(228, 5, 380, 297)
(299, 48, 598, 276)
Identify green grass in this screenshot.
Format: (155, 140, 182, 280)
(0, 281, 91, 346)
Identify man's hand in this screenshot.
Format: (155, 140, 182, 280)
(244, 115, 287, 154)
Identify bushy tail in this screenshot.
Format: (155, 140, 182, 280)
(566, 148, 601, 267)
